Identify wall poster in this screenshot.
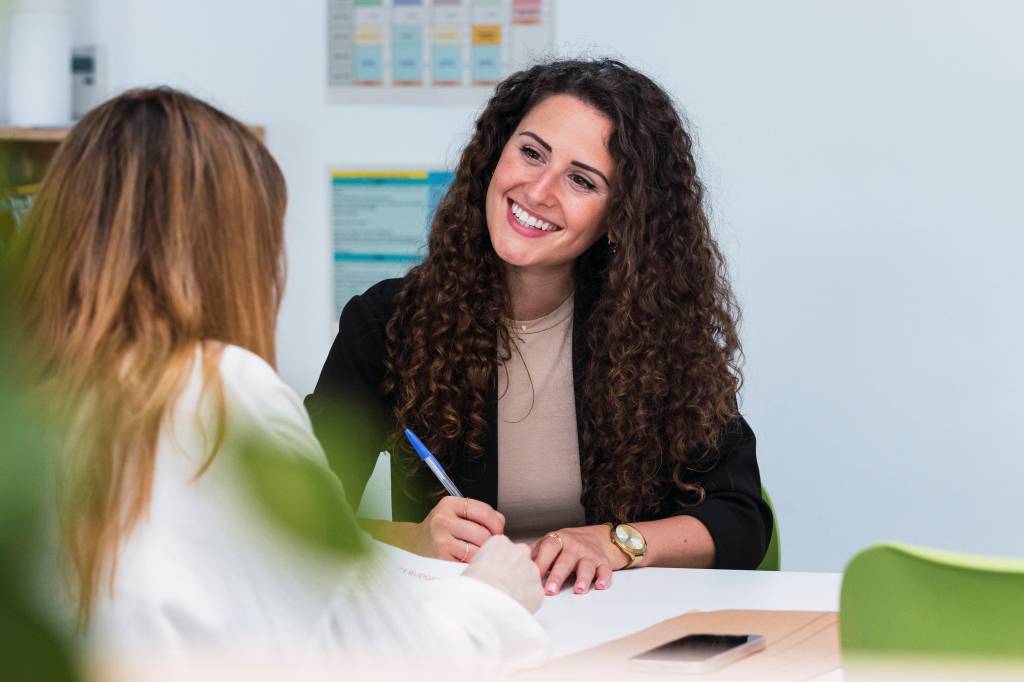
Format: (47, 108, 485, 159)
(327, 0, 554, 104)
(331, 169, 454, 320)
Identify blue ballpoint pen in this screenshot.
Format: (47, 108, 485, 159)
(403, 428, 464, 498)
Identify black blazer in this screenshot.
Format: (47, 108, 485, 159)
(305, 278, 772, 569)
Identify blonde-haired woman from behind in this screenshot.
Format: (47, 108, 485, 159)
(8, 88, 544, 675)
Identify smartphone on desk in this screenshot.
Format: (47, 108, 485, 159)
(629, 633, 766, 674)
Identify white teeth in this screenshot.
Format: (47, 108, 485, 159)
(511, 202, 559, 232)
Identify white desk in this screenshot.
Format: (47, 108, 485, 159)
(535, 567, 842, 659)
(379, 543, 841, 661)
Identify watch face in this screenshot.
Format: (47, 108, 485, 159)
(615, 524, 645, 551)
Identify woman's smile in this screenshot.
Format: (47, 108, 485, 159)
(506, 199, 563, 237)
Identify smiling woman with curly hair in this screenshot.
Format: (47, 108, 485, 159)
(307, 58, 771, 594)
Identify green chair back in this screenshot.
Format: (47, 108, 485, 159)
(840, 543, 1024, 660)
(756, 486, 780, 571)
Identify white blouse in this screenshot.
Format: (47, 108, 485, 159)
(87, 344, 545, 675)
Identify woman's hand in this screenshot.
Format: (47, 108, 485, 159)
(413, 496, 506, 562)
(531, 524, 627, 595)
(463, 536, 544, 613)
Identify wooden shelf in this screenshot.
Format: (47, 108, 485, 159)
(0, 125, 265, 143)
(1, 124, 265, 190)
(0, 127, 70, 143)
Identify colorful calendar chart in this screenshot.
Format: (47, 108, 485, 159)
(331, 170, 454, 319)
(353, 0, 385, 84)
(470, 0, 502, 85)
(431, 0, 464, 85)
(327, 0, 554, 104)
(392, 0, 425, 85)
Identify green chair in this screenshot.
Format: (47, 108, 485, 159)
(756, 486, 780, 571)
(840, 543, 1024, 661)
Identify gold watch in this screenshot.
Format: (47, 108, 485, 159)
(608, 522, 646, 568)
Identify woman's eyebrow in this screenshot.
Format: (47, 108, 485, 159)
(520, 130, 552, 152)
(519, 131, 610, 186)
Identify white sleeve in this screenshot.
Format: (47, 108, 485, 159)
(218, 346, 331, 468)
(220, 347, 548, 671)
(413, 575, 549, 669)
(314, 552, 547, 675)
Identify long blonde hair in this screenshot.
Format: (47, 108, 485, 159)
(8, 88, 287, 623)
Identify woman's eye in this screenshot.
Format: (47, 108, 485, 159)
(520, 145, 542, 161)
(570, 174, 597, 191)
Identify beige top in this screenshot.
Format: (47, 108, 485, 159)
(497, 294, 586, 542)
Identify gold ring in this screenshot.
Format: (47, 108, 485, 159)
(463, 498, 470, 519)
(461, 541, 470, 563)
(545, 532, 564, 552)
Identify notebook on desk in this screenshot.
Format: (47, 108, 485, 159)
(520, 609, 840, 681)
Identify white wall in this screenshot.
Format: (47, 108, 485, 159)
(562, 0, 1024, 571)
(4, 0, 1023, 571)
(0, 3, 8, 122)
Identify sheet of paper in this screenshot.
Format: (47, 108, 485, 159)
(372, 538, 650, 617)
(374, 540, 466, 582)
(372, 537, 648, 630)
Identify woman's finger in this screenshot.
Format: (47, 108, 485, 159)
(448, 517, 492, 548)
(573, 559, 597, 594)
(462, 498, 505, 536)
(594, 563, 614, 590)
(544, 551, 579, 595)
(445, 537, 479, 563)
(531, 534, 563, 577)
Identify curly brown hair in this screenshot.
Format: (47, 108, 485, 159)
(384, 59, 741, 523)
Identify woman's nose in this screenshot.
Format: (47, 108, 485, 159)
(525, 169, 557, 207)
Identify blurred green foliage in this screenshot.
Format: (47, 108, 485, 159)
(0, 263, 80, 680)
(236, 432, 372, 561)
(313, 396, 390, 512)
(234, 388, 389, 562)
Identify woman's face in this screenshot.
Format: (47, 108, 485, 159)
(485, 94, 614, 274)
